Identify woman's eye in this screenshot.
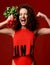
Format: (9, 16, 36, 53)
(19, 13, 22, 16)
(24, 13, 28, 15)
(19, 13, 28, 16)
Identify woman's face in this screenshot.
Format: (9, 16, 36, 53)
(19, 8, 28, 26)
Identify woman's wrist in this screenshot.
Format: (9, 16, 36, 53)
(5, 19, 8, 24)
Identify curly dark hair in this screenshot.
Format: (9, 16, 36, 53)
(13, 4, 38, 31)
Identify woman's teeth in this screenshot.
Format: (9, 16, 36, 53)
(21, 20, 26, 22)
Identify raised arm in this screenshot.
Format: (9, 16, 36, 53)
(0, 15, 15, 28)
(37, 12, 50, 26)
(0, 15, 15, 37)
(0, 28, 15, 37)
(36, 28, 50, 35)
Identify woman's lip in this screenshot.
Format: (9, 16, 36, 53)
(21, 20, 26, 22)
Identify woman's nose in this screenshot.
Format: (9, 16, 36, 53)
(22, 14, 25, 18)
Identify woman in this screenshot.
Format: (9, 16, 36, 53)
(0, 4, 50, 65)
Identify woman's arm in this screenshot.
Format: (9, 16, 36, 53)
(37, 28, 50, 35)
(0, 15, 15, 28)
(37, 12, 50, 26)
(0, 28, 15, 37)
(0, 20, 8, 27)
(31, 61, 37, 65)
(0, 15, 16, 37)
(12, 59, 16, 65)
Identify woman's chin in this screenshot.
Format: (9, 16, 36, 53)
(21, 23, 26, 26)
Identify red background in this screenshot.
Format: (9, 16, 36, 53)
(0, 0, 50, 65)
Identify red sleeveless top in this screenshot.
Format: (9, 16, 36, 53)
(13, 28, 35, 56)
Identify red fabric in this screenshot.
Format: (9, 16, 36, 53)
(13, 28, 35, 65)
(13, 29, 35, 55)
(14, 56, 33, 65)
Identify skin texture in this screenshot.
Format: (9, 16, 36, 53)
(19, 8, 28, 27)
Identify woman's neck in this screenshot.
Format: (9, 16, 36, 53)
(21, 26, 26, 29)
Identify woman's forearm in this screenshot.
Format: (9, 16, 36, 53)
(0, 15, 15, 28)
(44, 15, 50, 26)
(37, 12, 50, 26)
(0, 20, 8, 27)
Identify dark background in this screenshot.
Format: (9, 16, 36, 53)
(0, 0, 50, 65)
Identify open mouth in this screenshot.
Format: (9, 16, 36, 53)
(20, 19, 27, 25)
(21, 19, 26, 22)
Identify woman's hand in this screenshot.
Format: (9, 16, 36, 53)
(7, 15, 16, 23)
(0, 15, 15, 27)
(31, 62, 34, 65)
(36, 12, 46, 18)
(37, 12, 50, 26)
(6, 14, 16, 28)
(31, 61, 37, 65)
(12, 60, 16, 65)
